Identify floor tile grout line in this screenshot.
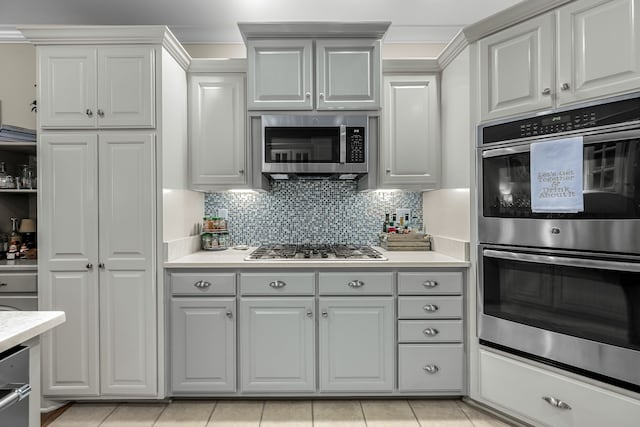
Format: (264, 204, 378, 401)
(205, 400, 218, 425)
(311, 399, 315, 426)
(456, 400, 480, 427)
(150, 402, 169, 426)
(359, 400, 369, 427)
(258, 400, 266, 426)
(406, 399, 424, 427)
(97, 403, 120, 427)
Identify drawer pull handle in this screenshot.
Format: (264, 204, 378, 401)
(194, 280, 211, 289)
(348, 280, 365, 288)
(0, 283, 7, 287)
(542, 396, 572, 410)
(423, 304, 439, 313)
(423, 328, 439, 336)
(423, 280, 438, 288)
(307, 310, 313, 318)
(269, 280, 286, 288)
(86, 109, 93, 117)
(322, 310, 328, 318)
(423, 365, 439, 374)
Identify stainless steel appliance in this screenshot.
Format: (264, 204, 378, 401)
(0, 346, 31, 427)
(246, 244, 387, 260)
(477, 93, 640, 392)
(261, 114, 368, 179)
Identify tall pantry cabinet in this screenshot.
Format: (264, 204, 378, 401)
(20, 26, 191, 399)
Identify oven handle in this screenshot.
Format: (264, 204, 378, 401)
(483, 249, 640, 272)
(339, 125, 346, 164)
(0, 384, 31, 412)
(482, 129, 640, 158)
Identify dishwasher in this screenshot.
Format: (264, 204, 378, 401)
(0, 345, 31, 427)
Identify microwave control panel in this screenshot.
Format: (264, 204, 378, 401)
(346, 127, 366, 163)
(481, 95, 640, 144)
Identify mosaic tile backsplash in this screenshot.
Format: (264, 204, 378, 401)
(204, 181, 423, 246)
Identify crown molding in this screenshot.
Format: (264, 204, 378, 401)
(436, 30, 469, 70)
(0, 26, 27, 43)
(238, 22, 391, 43)
(188, 58, 247, 73)
(383, 58, 440, 74)
(161, 27, 191, 71)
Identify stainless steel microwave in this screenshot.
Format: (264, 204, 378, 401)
(261, 114, 368, 178)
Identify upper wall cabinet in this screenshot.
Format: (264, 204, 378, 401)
(39, 46, 155, 128)
(246, 37, 382, 111)
(479, 0, 640, 121)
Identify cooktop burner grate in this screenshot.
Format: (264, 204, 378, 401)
(245, 244, 387, 260)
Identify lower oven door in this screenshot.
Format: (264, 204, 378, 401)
(478, 244, 640, 390)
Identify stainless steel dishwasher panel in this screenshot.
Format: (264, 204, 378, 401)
(0, 345, 30, 427)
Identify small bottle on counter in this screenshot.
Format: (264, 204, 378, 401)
(383, 213, 390, 232)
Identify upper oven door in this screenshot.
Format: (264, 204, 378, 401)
(262, 115, 367, 174)
(478, 128, 640, 253)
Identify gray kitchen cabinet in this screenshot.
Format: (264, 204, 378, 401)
(239, 297, 315, 392)
(171, 297, 235, 393)
(189, 73, 248, 191)
(479, 0, 640, 121)
(247, 38, 381, 110)
(380, 74, 440, 190)
(318, 297, 394, 392)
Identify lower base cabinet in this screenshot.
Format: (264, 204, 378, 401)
(171, 298, 236, 393)
(319, 297, 394, 392)
(479, 349, 640, 427)
(239, 297, 315, 392)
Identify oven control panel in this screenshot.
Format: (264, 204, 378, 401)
(481, 94, 640, 144)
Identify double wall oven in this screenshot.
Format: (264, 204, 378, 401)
(477, 93, 640, 391)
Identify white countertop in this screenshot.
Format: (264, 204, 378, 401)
(165, 247, 469, 268)
(0, 311, 65, 353)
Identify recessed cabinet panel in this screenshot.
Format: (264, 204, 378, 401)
(97, 47, 155, 128)
(479, 14, 554, 121)
(240, 297, 315, 392)
(39, 47, 97, 128)
(319, 297, 394, 392)
(557, 0, 640, 105)
(190, 74, 247, 189)
(382, 74, 439, 188)
(398, 344, 464, 392)
(41, 271, 99, 396)
(248, 39, 313, 110)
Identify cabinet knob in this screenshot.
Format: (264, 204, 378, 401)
(226, 310, 233, 318)
(86, 263, 93, 269)
(305, 92, 311, 98)
(238, 169, 244, 174)
(561, 83, 570, 91)
(319, 93, 325, 99)
(322, 310, 328, 318)
(97, 109, 105, 117)
(86, 109, 93, 117)
(98, 263, 105, 269)
(423, 280, 438, 288)
(423, 304, 439, 313)
(541, 88, 551, 96)
(423, 365, 439, 374)
(347, 280, 364, 288)
(423, 328, 439, 336)
(542, 396, 572, 410)
(306, 310, 313, 318)
(268, 280, 286, 288)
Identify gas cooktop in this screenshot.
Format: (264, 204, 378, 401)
(245, 244, 387, 261)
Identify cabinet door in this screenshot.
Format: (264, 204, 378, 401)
(189, 74, 247, 189)
(381, 74, 440, 189)
(97, 47, 155, 128)
(247, 39, 313, 110)
(40, 133, 100, 396)
(98, 132, 156, 396)
(171, 298, 236, 393)
(319, 297, 394, 392)
(557, 0, 640, 105)
(38, 47, 98, 128)
(479, 13, 554, 121)
(239, 297, 315, 392)
(316, 39, 381, 110)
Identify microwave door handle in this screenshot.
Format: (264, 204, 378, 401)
(339, 125, 346, 163)
(483, 249, 640, 272)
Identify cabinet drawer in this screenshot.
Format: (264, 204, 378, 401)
(318, 272, 393, 295)
(479, 349, 640, 427)
(398, 272, 462, 295)
(169, 272, 235, 295)
(398, 320, 463, 343)
(398, 296, 462, 319)
(398, 344, 464, 392)
(0, 272, 37, 293)
(240, 272, 314, 295)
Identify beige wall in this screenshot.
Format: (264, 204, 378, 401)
(0, 44, 36, 129)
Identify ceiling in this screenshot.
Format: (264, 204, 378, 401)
(0, 0, 523, 44)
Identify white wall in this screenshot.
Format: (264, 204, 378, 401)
(0, 44, 36, 129)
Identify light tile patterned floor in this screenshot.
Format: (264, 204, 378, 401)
(48, 399, 516, 427)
